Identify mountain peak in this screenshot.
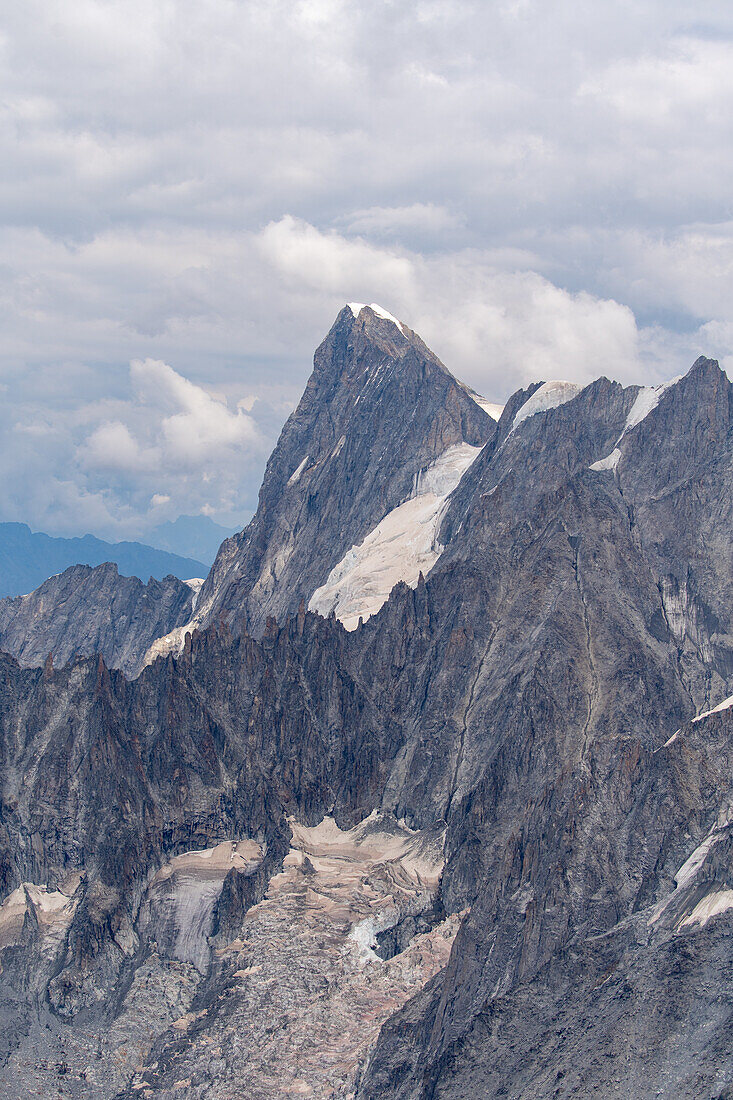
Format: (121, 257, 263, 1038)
(346, 302, 407, 334)
(158, 306, 494, 644)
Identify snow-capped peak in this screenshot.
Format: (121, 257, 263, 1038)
(347, 302, 406, 334)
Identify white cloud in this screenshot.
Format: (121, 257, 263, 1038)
(82, 420, 154, 472)
(0, 0, 731, 538)
(258, 216, 641, 392)
(339, 204, 465, 240)
(579, 39, 733, 124)
(129, 358, 259, 465)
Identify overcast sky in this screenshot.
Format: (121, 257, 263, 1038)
(2, 0, 732, 539)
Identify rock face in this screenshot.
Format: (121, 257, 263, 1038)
(0, 316, 731, 1098)
(0, 564, 199, 678)
(150, 303, 493, 654)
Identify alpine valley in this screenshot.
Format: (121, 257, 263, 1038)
(0, 303, 732, 1098)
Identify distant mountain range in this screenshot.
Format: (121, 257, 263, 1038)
(0, 522, 208, 599)
(146, 514, 240, 568)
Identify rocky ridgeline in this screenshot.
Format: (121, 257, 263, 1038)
(0, 307, 731, 1097)
(0, 564, 200, 678)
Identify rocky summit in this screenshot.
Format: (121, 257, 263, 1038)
(0, 306, 731, 1098)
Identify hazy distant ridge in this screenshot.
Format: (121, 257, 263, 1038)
(0, 522, 207, 599)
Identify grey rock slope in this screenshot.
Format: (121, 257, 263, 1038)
(184, 303, 493, 640)
(0, 564, 198, 678)
(0, 306, 492, 680)
(0, 350, 731, 1097)
(352, 356, 733, 1098)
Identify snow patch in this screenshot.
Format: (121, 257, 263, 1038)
(349, 910, 399, 965)
(0, 881, 79, 949)
(650, 806, 733, 927)
(511, 380, 583, 432)
(589, 375, 682, 472)
(184, 578, 204, 612)
(624, 377, 682, 432)
(308, 442, 481, 630)
(589, 448, 621, 472)
(147, 840, 263, 972)
(680, 889, 733, 928)
(287, 456, 309, 486)
(469, 394, 504, 421)
(674, 831, 721, 893)
(693, 693, 733, 723)
(347, 302, 406, 334)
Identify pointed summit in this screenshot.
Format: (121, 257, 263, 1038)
(347, 302, 407, 331)
(160, 306, 495, 644)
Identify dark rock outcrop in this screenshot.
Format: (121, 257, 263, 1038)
(0, 564, 199, 678)
(188, 303, 494, 639)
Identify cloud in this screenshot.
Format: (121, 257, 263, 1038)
(129, 358, 259, 465)
(0, 0, 731, 538)
(258, 216, 641, 390)
(82, 420, 154, 472)
(72, 359, 264, 529)
(579, 38, 733, 124)
(338, 204, 465, 243)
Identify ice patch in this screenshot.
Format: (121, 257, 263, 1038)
(347, 302, 406, 334)
(0, 881, 79, 950)
(624, 377, 682, 432)
(470, 394, 504, 421)
(511, 381, 583, 433)
(674, 832, 721, 893)
(183, 578, 204, 612)
(349, 911, 399, 965)
(693, 694, 733, 723)
(589, 447, 622, 473)
(287, 456, 309, 486)
(147, 840, 262, 971)
(590, 375, 682, 472)
(680, 888, 733, 928)
(650, 806, 733, 927)
(309, 442, 481, 630)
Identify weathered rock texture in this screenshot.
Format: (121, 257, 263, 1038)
(0, 312, 731, 1099)
(0, 564, 199, 678)
(148, 303, 493, 655)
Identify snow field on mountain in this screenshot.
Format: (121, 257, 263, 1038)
(470, 394, 504, 421)
(309, 442, 481, 630)
(347, 302, 406, 334)
(590, 375, 682, 473)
